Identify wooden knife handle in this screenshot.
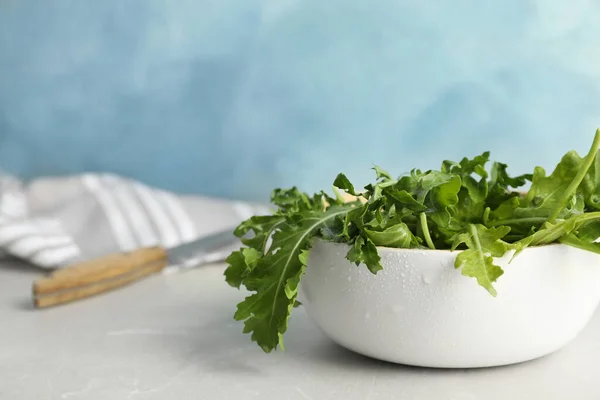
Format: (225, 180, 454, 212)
(32, 247, 169, 308)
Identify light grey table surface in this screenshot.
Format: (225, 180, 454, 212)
(1, 259, 600, 400)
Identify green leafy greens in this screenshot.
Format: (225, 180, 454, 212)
(225, 129, 600, 353)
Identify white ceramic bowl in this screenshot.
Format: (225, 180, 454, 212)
(300, 241, 600, 368)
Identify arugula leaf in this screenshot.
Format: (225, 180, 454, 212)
(224, 248, 261, 288)
(425, 174, 462, 233)
(442, 152, 490, 178)
(346, 235, 383, 273)
(574, 219, 600, 242)
(270, 187, 311, 213)
(489, 162, 531, 191)
(487, 146, 599, 234)
(319, 213, 348, 242)
(365, 223, 420, 248)
(451, 224, 510, 296)
(373, 165, 393, 181)
(547, 132, 600, 221)
(385, 188, 428, 212)
(333, 173, 357, 196)
(514, 211, 600, 248)
(229, 206, 352, 352)
(581, 150, 600, 210)
(487, 162, 531, 209)
(506, 211, 600, 261)
(559, 234, 600, 254)
(430, 175, 462, 207)
(520, 153, 584, 219)
(444, 185, 485, 230)
(234, 215, 285, 252)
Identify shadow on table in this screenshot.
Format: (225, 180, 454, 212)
(157, 299, 549, 378)
(0, 257, 45, 311)
(293, 338, 548, 374)
(0, 256, 43, 273)
(12, 297, 36, 311)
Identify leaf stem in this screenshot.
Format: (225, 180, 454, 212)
(488, 216, 556, 227)
(569, 211, 600, 224)
(483, 207, 491, 226)
(548, 128, 600, 223)
(419, 213, 436, 249)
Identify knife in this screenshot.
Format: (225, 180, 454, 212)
(32, 228, 239, 308)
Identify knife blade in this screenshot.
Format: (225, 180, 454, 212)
(165, 228, 241, 271)
(32, 227, 240, 308)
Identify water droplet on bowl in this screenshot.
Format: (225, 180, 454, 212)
(422, 274, 433, 284)
(347, 275, 352, 282)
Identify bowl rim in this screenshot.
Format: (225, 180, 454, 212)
(314, 239, 565, 254)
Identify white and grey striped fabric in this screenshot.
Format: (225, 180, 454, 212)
(0, 172, 268, 270)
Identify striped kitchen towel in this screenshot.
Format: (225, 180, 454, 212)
(0, 172, 269, 270)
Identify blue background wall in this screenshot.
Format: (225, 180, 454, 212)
(1, 1, 599, 201)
